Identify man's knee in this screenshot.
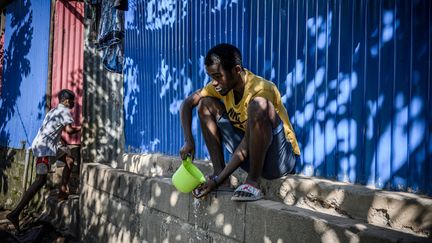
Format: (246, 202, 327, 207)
(248, 97, 279, 127)
(197, 97, 224, 119)
(65, 155, 74, 164)
(248, 98, 271, 121)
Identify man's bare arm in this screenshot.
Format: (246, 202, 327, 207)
(179, 90, 203, 160)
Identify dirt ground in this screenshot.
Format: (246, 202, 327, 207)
(0, 209, 78, 243)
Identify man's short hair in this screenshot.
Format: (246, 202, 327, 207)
(204, 43, 242, 71)
(58, 89, 75, 102)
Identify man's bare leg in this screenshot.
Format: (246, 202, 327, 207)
(7, 175, 47, 230)
(238, 97, 279, 196)
(59, 155, 74, 199)
(197, 97, 228, 184)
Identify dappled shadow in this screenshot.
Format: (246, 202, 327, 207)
(79, 154, 430, 242)
(80, 161, 244, 242)
(117, 1, 432, 241)
(123, 0, 432, 197)
(80, 1, 124, 166)
(60, 0, 84, 25)
(120, 0, 431, 242)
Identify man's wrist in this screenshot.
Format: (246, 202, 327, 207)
(210, 175, 220, 186)
(184, 137, 194, 144)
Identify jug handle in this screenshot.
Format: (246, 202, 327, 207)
(183, 154, 192, 164)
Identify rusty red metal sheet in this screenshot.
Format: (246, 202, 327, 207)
(51, 0, 84, 145)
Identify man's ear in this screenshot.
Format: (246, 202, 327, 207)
(233, 65, 243, 74)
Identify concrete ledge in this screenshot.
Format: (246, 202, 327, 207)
(81, 162, 430, 242)
(82, 162, 150, 205)
(245, 200, 428, 243)
(262, 175, 432, 237)
(120, 154, 432, 237)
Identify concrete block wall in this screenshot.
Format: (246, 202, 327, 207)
(121, 154, 432, 237)
(79, 158, 431, 243)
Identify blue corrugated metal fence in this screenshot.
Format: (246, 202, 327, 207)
(124, 0, 432, 195)
(0, 0, 51, 149)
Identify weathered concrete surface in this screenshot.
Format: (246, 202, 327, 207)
(188, 193, 246, 242)
(78, 162, 429, 243)
(82, 8, 124, 167)
(245, 200, 429, 243)
(120, 153, 432, 237)
(40, 193, 80, 239)
(263, 176, 432, 237)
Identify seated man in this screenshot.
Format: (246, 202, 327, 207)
(7, 89, 81, 231)
(179, 43, 301, 201)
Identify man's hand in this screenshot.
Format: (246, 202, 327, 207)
(64, 124, 81, 134)
(192, 176, 217, 198)
(179, 141, 195, 160)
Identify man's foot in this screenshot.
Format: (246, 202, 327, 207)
(231, 183, 263, 201)
(6, 212, 20, 231)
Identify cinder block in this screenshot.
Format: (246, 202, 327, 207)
(134, 204, 151, 240)
(155, 155, 179, 176)
(146, 208, 239, 243)
(245, 200, 333, 243)
(112, 170, 148, 204)
(147, 178, 190, 221)
(135, 175, 152, 206)
(81, 185, 137, 231)
(123, 153, 161, 176)
(80, 198, 141, 243)
(84, 163, 149, 205)
(188, 192, 245, 242)
(85, 163, 118, 191)
(95, 167, 122, 194)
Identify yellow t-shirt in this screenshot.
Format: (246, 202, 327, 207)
(199, 69, 301, 156)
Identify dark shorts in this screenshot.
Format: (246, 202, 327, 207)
(217, 114, 300, 180)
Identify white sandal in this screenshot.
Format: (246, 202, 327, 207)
(231, 183, 263, 201)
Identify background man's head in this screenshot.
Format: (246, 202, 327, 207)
(58, 89, 75, 108)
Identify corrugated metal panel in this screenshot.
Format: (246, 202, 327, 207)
(0, 0, 51, 149)
(124, 0, 432, 195)
(0, 33, 4, 95)
(81, 5, 124, 165)
(51, 0, 84, 145)
(124, 0, 189, 154)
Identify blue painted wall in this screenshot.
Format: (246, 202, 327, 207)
(124, 0, 432, 195)
(0, 0, 51, 149)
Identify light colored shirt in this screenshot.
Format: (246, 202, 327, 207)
(31, 104, 74, 157)
(200, 69, 301, 156)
